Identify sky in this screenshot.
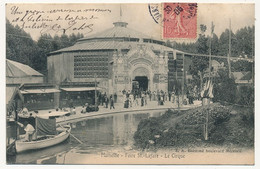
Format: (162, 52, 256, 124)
(5, 3, 255, 41)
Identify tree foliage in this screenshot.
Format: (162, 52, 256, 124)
(212, 69, 237, 104)
(6, 19, 84, 74)
(6, 20, 39, 67)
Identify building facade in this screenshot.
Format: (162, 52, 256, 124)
(48, 21, 186, 96)
(6, 59, 61, 111)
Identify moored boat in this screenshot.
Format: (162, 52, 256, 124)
(15, 125, 71, 153)
(15, 111, 71, 153)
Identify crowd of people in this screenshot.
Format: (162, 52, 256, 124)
(119, 88, 197, 109)
(93, 87, 199, 110)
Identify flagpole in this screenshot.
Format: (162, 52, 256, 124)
(205, 21, 214, 141)
(119, 4, 122, 21)
(228, 19, 232, 78)
(209, 21, 213, 81)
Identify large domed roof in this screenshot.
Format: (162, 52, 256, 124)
(49, 21, 178, 55)
(77, 21, 161, 43)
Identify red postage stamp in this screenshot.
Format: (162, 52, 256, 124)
(162, 3, 197, 39)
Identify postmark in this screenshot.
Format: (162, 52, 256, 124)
(148, 3, 162, 25)
(163, 3, 197, 39)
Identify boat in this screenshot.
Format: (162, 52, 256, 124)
(15, 111, 71, 153)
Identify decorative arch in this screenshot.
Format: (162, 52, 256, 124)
(132, 67, 150, 78)
(129, 63, 155, 91)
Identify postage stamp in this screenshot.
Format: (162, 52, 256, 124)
(162, 3, 197, 39)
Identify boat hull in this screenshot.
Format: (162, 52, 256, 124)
(15, 126, 71, 153)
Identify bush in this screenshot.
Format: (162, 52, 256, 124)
(156, 127, 178, 147)
(209, 124, 229, 145)
(133, 104, 254, 149)
(225, 114, 254, 147)
(213, 69, 238, 104)
(210, 105, 231, 125)
(181, 108, 206, 125)
(240, 108, 254, 128)
(181, 104, 231, 125)
(133, 117, 164, 149)
(237, 86, 254, 107)
(160, 109, 177, 120)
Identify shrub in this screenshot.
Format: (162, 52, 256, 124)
(209, 124, 229, 145)
(237, 86, 254, 107)
(181, 104, 231, 125)
(133, 104, 254, 149)
(134, 117, 164, 149)
(210, 105, 231, 125)
(240, 108, 254, 128)
(213, 69, 237, 104)
(156, 127, 178, 147)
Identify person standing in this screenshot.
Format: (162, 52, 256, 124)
(110, 97, 115, 109)
(165, 92, 168, 101)
(157, 92, 160, 105)
(105, 96, 109, 108)
(172, 91, 175, 104)
(101, 93, 104, 106)
(141, 96, 144, 107)
(168, 92, 172, 102)
(144, 92, 147, 105)
(129, 93, 134, 107)
(114, 93, 117, 103)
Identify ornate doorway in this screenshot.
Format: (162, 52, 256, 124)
(132, 76, 148, 91)
(131, 66, 151, 91)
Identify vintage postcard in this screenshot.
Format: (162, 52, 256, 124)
(5, 3, 255, 165)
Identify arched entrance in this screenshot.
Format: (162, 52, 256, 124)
(131, 66, 151, 92)
(133, 76, 148, 91)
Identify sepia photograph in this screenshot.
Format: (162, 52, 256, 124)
(4, 2, 255, 165)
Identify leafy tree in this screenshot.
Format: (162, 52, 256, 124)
(233, 26, 254, 58)
(196, 24, 208, 54)
(59, 34, 71, 49)
(212, 69, 237, 104)
(231, 60, 253, 72)
(217, 29, 237, 57)
(211, 33, 220, 55)
(69, 33, 84, 45)
(189, 24, 209, 87)
(6, 19, 38, 67)
(34, 34, 54, 74)
(6, 19, 85, 74)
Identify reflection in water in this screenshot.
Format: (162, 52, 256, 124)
(9, 110, 164, 164)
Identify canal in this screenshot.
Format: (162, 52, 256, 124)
(7, 110, 165, 164)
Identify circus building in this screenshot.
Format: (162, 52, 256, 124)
(47, 21, 186, 100)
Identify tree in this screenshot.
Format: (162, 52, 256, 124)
(6, 19, 38, 68)
(212, 69, 237, 104)
(211, 33, 220, 55)
(34, 34, 54, 74)
(69, 33, 83, 45)
(189, 24, 209, 87)
(217, 29, 237, 56)
(6, 19, 85, 74)
(233, 26, 254, 58)
(196, 24, 208, 54)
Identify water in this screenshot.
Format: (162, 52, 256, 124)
(8, 110, 165, 164)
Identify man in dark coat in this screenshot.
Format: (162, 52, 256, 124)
(110, 97, 115, 109)
(114, 93, 117, 103)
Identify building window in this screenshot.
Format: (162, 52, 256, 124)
(74, 52, 110, 78)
